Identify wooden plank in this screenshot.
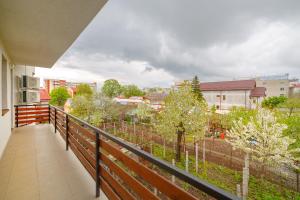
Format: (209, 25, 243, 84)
(100, 139, 197, 200)
(17, 111, 49, 115)
(100, 165, 135, 200)
(101, 153, 159, 200)
(16, 107, 49, 111)
(16, 115, 49, 120)
(68, 132, 96, 167)
(69, 140, 96, 180)
(69, 126, 96, 153)
(69, 120, 96, 141)
(100, 177, 121, 200)
(18, 118, 49, 124)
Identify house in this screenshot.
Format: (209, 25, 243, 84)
(200, 80, 266, 110)
(145, 92, 168, 110)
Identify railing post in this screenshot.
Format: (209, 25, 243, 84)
(48, 105, 51, 124)
(66, 114, 69, 151)
(95, 131, 100, 198)
(15, 105, 19, 128)
(54, 108, 57, 133)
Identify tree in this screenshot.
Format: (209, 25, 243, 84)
(122, 84, 145, 98)
(76, 83, 93, 97)
(71, 92, 120, 126)
(136, 103, 153, 123)
(102, 79, 122, 98)
(191, 75, 204, 101)
(262, 96, 287, 109)
(279, 95, 300, 117)
(226, 108, 297, 199)
(49, 87, 70, 107)
(155, 85, 207, 161)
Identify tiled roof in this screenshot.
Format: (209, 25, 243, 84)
(250, 87, 266, 97)
(39, 88, 50, 101)
(200, 80, 256, 91)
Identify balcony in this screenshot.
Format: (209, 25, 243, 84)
(0, 104, 239, 200)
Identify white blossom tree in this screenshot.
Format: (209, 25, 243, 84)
(226, 108, 298, 199)
(155, 85, 207, 161)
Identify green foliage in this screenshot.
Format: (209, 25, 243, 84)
(211, 105, 217, 113)
(155, 85, 208, 139)
(71, 93, 120, 126)
(122, 84, 145, 98)
(222, 106, 258, 129)
(49, 87, 70, 107)
(136, 103, 153, 122)
(76, 83, 93, 97)
(279, 96, 300, 117)
(191, 75, 204, 101)
(262, 96, 287, 109)
(102, 79, 122, 98)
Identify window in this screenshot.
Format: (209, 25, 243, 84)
(253, 99, 256, 103)
(1, 55, 8, 115)
(280, 88, 284, 91)
(216, 95, 221, 97)
(280, 94, 285, 96)
(262, 82, 266, 85)
(223, 95, 226, 101)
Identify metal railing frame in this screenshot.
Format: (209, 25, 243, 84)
(18, 104, 240, 200)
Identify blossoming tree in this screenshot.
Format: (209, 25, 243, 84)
(155, 85, 207, 161)
(226, 108, 298, 199)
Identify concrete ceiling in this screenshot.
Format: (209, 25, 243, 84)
(0, 0, 107, 68)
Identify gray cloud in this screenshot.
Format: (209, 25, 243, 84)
(53, 0, 300, 86)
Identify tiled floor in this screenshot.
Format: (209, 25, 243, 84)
(0, 124, 107, 200)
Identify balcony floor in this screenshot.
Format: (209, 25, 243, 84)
(0, 124, 107, 200)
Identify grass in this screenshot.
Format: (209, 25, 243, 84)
(152, 143, 300, 200)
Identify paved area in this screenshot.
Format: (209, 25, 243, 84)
(0, 124, 107, 200)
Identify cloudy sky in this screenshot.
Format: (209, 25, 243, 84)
(36, 0, 300, 88)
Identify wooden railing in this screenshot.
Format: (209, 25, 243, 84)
(15, 104, 50, 127)
(49, 105, 239, 200)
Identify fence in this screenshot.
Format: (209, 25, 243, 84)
(103, 121, 298, 191)
(15, 104, 50, 127)
(49, 105, 239, 200)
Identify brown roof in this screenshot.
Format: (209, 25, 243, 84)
(250, 87, 266, 97)
(200, 80, 256, 91)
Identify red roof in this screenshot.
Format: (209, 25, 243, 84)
(250, 87, 266, 97)
(200, 80, 256, 91)
(39, 88, 50, 101)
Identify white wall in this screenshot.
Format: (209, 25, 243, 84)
(0, 40, 13, 158)
(203, 90, 252, 110)
(256, 79, 289, 97)
(0, 39, 36, 158)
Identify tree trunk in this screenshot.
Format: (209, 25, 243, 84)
(242, 152, 249, 200)
(176, 130, 183, 162)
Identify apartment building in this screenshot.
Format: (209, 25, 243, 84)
(255, 74, 291, 97)
(44, 79, 97, 94)
(200, 80, 266, 110)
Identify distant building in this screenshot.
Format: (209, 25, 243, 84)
(289, 82, 300, 96)
(39, 88, 51, 103)
(113, 96, 145, 105)
(44, 79, 97, 94)
(200, 80, 266, 110)
(255, 74, 290, 97)
(145, 92, 168, 110)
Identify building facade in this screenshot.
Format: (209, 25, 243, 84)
(200, 80, 266, 110)
(255, 74, 291, 97)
